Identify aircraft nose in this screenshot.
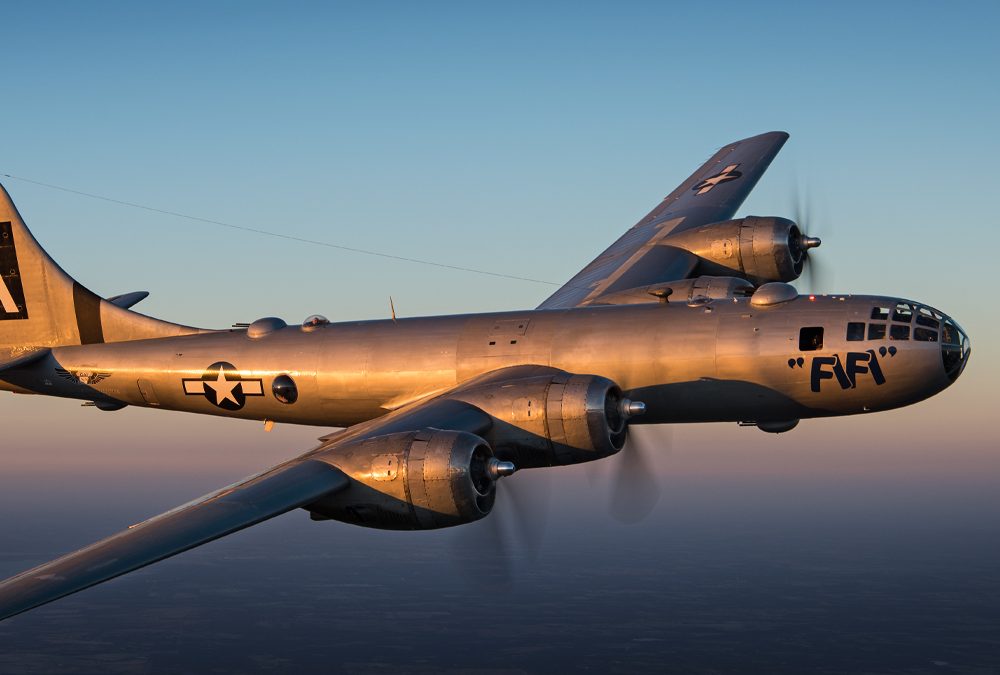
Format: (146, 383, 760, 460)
(941, 314, 971, 383)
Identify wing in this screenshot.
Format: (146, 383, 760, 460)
(0, 378, 504, 621)
(538, 131, 789, 309)
(0, 459, 350, 621)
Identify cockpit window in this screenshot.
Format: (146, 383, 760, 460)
(868, 323, 886, 340)
(890, 325, 910, 340)
(941, 319, 970, 382)
(942, 320, 960, 346)
(917, 307, 941, 325)
(914, 327, 938, 342)
(892, 303, 913, 323)
(871, 307, 890, 320)
(846, 322, 865, 341)
(799, 327, 824, 351)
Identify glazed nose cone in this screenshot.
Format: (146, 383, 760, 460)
(940, 315, 970, 383)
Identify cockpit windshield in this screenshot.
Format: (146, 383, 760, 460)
(941, 318, 971, 381)
(853, 301, 970, 382)
(859, 302, 943, 343)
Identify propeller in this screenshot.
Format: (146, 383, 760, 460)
(610, 426, 667, 524)
(450, 462, 552, 586)
(586, 402, 665, 524)
(502, 470, 552, 561)
(791, 184, 834, 294)
(455, 396, 663, 584)
(451, 500, 514, 586)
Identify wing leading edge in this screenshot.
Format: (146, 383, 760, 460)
(0, 372, 513, 621)
(0, 459, 351, 621)
(538, 131, 789, 309)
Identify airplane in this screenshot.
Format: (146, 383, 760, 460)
(0, 131, 971, 621)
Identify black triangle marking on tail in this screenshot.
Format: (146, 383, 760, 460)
(0, 221, 29, 321)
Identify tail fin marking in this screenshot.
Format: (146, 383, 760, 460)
(0, 183, 203, 352)
(0, 220, 28, 320)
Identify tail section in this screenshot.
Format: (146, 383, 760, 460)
(0, 183, 202, 355)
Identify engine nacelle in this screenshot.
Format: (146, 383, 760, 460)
(453, 372, 636, 469)
(663, 216, 808, 284)
(308, 429, 499, 530)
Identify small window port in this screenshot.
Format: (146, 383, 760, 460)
(799, 327, 824, 351)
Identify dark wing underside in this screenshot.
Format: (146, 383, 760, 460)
(0, 372, 513, 621)
(0, 459, 351, 621)
(538, 131, 789, 309)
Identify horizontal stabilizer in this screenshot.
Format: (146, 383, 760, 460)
(0, 348, 50, 373)
(106, 291, 150, 309)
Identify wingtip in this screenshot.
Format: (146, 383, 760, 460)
(752, 130, 790, 142)
(720, 130, 789, 151)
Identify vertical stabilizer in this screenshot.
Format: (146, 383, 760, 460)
(0, 183, 202, 356)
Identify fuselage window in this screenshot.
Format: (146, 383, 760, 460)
(890, 325, 910, 340)
(892, 304, 913, 323)
(799, 327, 824, 351)
(868, 323, 886, 340)
(846, 322, 865, 341)
(914, 327, 938, 342)
(272, 374, 299, 404)
(871, 307, 890, 320)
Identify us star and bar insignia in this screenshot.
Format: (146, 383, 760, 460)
(183, 362, 264, 410)
(692, 163, 742, 195)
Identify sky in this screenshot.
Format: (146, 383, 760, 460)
(0, 2, 998, 671)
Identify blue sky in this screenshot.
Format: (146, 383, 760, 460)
(2, 5, 1000, 665)
(1, 1, 997, 469)
(3, 2, 997, 313)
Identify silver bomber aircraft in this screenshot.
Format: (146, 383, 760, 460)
(0, 132, 971, 620)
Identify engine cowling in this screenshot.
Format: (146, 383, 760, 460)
(453, 372, 640, 468)
(307, 429, 502, 530)
(662, 216, 809, 284)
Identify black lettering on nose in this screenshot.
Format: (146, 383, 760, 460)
(811, 356, 837, 392)
(866, 349, 886, 385)
(831, 355, 852, 390)
(845, 352, 870, 388)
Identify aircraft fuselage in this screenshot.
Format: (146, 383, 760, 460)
(0, 293, 968, 429)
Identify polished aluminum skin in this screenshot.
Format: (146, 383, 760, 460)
(1, 297, 966, 428)
(0, 131, 971, 621)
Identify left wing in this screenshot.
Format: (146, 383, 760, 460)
(0, 379, 502, 621)
(538, 131, 788, 309)
(0, 458, 350, 621)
